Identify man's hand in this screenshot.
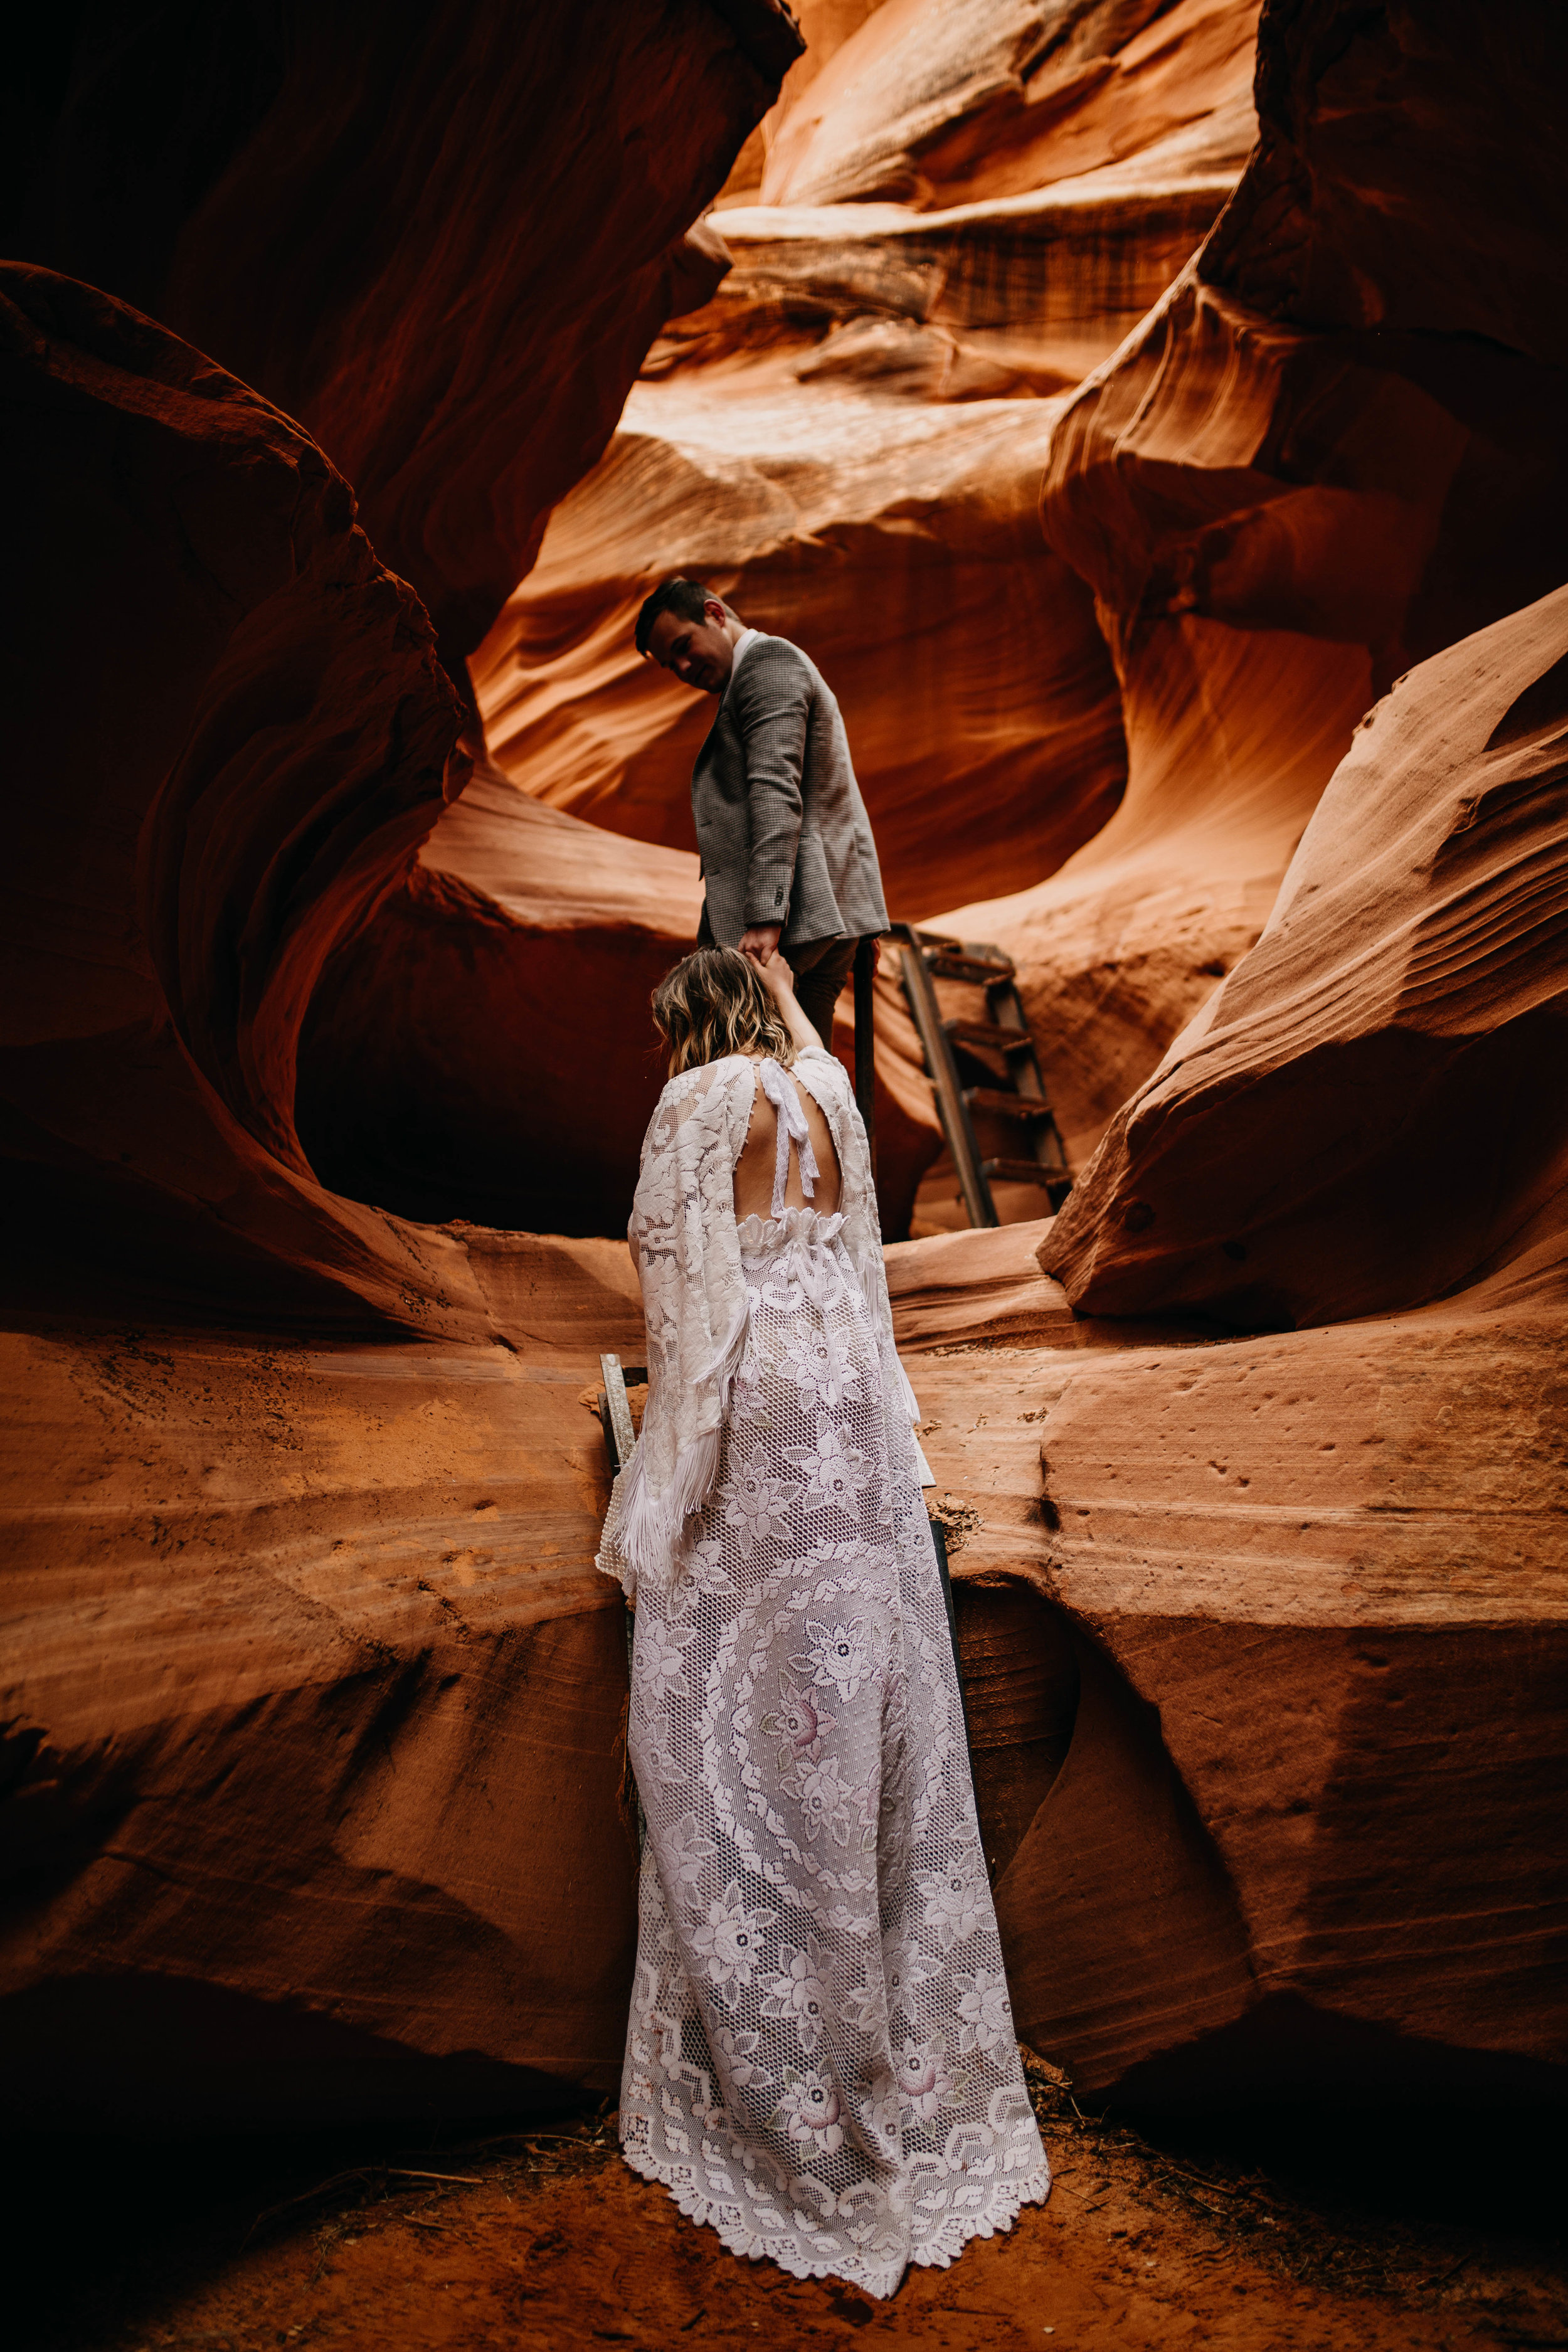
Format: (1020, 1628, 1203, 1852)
(738, 924, 783, 965)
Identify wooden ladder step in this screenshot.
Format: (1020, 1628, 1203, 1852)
(982, 1157, 1071, 1187)
(945, 1018, 1032, 1054)
(889, 919, 1072, 1233)
(963, 1087, 1053, 1121)
(923, 948, 1016, 985)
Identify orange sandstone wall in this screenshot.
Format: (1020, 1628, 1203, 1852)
(477, 3, 1261, 913)
(0, 266, 478, 1331)
(936, 0, 1568, 1174)
(1041, 585, 1568, 1329)
(6, 0, 1566, 2131)
(15, 0, 794, 664)
(0, 6, 801, 2127)
(760, 0, 1259, 211)
(902, 1228, 1568, 2104)
(472, 0, 1262, 1228)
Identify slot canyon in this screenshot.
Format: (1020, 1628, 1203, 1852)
(3, 3, 1564, 2346)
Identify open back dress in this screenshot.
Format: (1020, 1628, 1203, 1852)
(598, 1044, 1049, 2299)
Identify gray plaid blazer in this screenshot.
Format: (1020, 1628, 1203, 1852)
(692, 633, 888, 949)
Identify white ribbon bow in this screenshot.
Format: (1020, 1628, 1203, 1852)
(758, 1057, 820, 1219)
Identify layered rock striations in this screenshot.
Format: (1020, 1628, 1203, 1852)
(933, 0, 1568, 2102)
(1042, 586, 1568, 1328)
(945, 0, 1568, 1173)
(1, 6, 802, 2126)
(475, 380, 1126, 923)
(2, 1229, 650, 2127)
(6, 0, 1567, 2133)
(758, 0, 1259, 213)
(905, 1232, 1567, 2104)
(845, 1199, 1568, 2103)
(472, 0, 1261, 940)
(0, 265, 639, 2121)
(473, 0, 1263, 1231)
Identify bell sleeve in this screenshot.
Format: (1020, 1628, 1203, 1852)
(596, 1059, 756, 1601)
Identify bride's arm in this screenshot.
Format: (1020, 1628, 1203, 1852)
(751, 947, 824, 1054)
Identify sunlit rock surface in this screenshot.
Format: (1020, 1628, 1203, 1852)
(941, 0, 1568, 1173)
(6, 0, 1566, 2131)
(472, 0, 1263, 1237)
(760, 0, 1259, 214)
(472, 1, 1260, 951)
(1042, 586, 1568, 1328)
(475, 383, 1125, 923)
(898, 1232, 1568, 2102)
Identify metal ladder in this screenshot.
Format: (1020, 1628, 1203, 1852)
(890, 922, 1071, 1230)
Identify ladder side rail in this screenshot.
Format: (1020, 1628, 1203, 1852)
(597, 1349, 647, 1848)
(982, 973, 1071, 1180)
(599, 1350, 637, 1478)
(852, 932, 880, 1212)
(927, 1515, 974, 1779)
(892, 924, 998, 1229)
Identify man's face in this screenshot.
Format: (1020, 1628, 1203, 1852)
(647, 601, 734, 694)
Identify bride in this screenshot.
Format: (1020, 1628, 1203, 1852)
(598, 943, 1049, 2298)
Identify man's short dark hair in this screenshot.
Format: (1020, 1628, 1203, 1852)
(635, 575, 719, 657)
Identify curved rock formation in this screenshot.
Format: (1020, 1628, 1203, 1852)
(1, 263, 477, 1330)
(8, 0, 1566, 2136)
(761, 0, 1259, 213)
(13, 0, 795, 662)
(474, 364, 1127, 924)
(294, 771, 946, 1244)
(919, 1, 1568, 2103)
(0, 260, 642, 2122)
(473, 0, 1260, 942)
(296, 770, 703, 1237)
(938, 0, 1568, 1173)
(1041, 585, 1568, 1328)
(1, 1231, 648, 2127)
(1, 4, 803, 2127)
(471, 0, 1262, 1237)
(897, 1225, 1568, 2103)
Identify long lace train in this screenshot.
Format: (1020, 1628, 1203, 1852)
(618, 1199, 1050, 2297)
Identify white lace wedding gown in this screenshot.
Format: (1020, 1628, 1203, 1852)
(598, 1046, 1049, 2299)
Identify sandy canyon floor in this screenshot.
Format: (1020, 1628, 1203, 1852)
(14, 2065, 1562, 2352)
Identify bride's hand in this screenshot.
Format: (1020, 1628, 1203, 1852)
(750, 943, 824, 1050)
(751, 948, 797, 1004)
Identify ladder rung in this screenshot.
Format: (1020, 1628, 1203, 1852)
(945, 1019, 1032, 1054)
(982, 1157, 1071, 1185)
(924, 950, 1016, 985)
(963, 1087, 1051, 1120)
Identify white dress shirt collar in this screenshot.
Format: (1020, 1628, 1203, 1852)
(724, 627, 760, 693)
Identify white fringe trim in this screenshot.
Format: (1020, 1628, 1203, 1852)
(599, 1298, 751, 1594)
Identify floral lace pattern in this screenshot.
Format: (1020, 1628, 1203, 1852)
(609, 1062, 1050, 2301)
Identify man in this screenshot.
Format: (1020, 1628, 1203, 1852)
(635, 577, 887, 1044)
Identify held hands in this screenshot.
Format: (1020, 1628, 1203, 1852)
(736, 923, 783, 966)
(747, 940, 798, 1006)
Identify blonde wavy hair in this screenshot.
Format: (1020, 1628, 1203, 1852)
(652, 947, 796, 1076)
